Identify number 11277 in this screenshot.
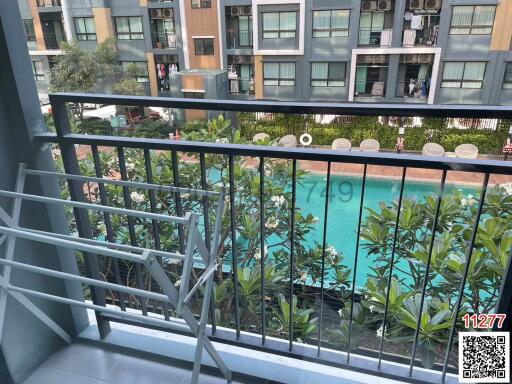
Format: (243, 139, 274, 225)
(462, 314, 507, 329)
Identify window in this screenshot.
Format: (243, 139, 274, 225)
(239, 15, 253, 47)
(263, 62, 295, 86)
(114, 17, 144, 40)
(191, 0, 211, 8)
(359, 11, 385, 45)
(23, 19, 36, 41)
(121, 61, 149, 82)
(313, 10, 349, 37)
(194, 38, 214, 55)
(503, 63, 512, 89)
(262, 12, 296, 39)
(441, 61, 486, 88)
(74, 17, 96, 41)
(311, 62, 346, 87)
(31, 61, 44, 81)
(450, 6, 495, 35)
(183, 92, 205, 98)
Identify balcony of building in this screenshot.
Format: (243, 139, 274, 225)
(354, 54, 389, 98)
(225, 6, 253, 50)
(396, 54, 434, 101)
(40, 12, 66, 50)
(2, 4, 512, 384)
(37, 0, 62, 8)
(358, 0, 395, 47)
(149, 8, 177, 50)
(401, 0, 441, 47)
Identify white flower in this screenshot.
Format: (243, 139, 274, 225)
(468, 197, 477, 206)
(125, 162, 135, 172)
(270, 195, 286, 207)
(299, 272, 308, 282)
(502, 183, 512, 195)
(461, 198, 468, 207)
(265, 218, 279, 229)
(312, 216, 319, 224)
(130, 191, 145, 203)
(253, 250, 261, 260)
(97, 223, 106, 233)
(326, 245, 337, 257)
(369, 305, 376, 313)
(338, 309, 343, 318)
(181, 193, 191, 199)
(215, 137, 229, 143)
(296, 337, 303, 343)
(170, 258, 181, 265)
(174, 279, 181, 287)
(376, 323, 384, 338)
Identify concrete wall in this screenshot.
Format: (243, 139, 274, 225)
(0, 3, 89, 383)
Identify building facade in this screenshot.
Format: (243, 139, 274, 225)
(18, 0, 512, 105)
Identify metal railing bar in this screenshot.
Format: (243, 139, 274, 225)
(289, 159, 297, 351)
(117, 146, 147, 315)
(5, 284, 192, 334)
(347, 163, 367, 364)
(144, 148, 169, 320)
(441, 173, 490, 383)
(48, 92, 512, 119)
(0, 258, 171, 304)
(199, 152, 216, 334)
(171, 150, 186, 255)
(0, 226, 144, 263)
(317, 161, 331, 356)
(23, 168, 219, 197)
(0, 190, 188, 225)
(21, 227, 199, 263)
(183, 261, 219, 305)
(408, 170, 447, 376)
(378, 167, 407, 370)
(91, 145, 126, 312)
(229, 155, 241, 339)
(34, 132, 512, 176)
(260, 156, 266, 345)
(0, 234, 6, 247)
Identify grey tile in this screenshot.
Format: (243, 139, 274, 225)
(42, 344, 122, 380)
(23, 365, 109, 384)
(106, 354, 189, 384)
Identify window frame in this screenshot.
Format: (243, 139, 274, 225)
(441, 61, 487, 89)
(31, 60, 45, 82)
(262, 11, 297, 39)
(310, 62, 346, 87)
(263, 62, 296, 86)
(194, 38, 215, 55)
(449, 5, 496, 35)
(23, 19, 36, 42)
(191, 0, 211, 9)
(74, 17, 97, 41)
(121, 61, 150, 83)
(114, 16, 144, 40)
(312, 10, 350, 38)
(503, 62, 512, 89)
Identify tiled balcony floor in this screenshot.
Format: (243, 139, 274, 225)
(23, 343, 247, 384)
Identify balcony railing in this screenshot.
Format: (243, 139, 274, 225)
(37, 0, 61, 6)
(152, 32, 177, 49)
(20, 93, 512, 384)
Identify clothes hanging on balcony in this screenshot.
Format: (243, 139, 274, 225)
(167, 33, 177, 48)
(403, 29, 416, 46)
(380, 29, 392, 47)
(411, 15, 424, 30)
(371, 81, 385, 96)
(404, 11, 413, 21)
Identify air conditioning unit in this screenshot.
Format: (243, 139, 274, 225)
(361, 1, 377, 11)
(424, 0, 441, 10)
(409, 0, 424, 10)
(151, 9, 162, 18)
(169, 55, 178, 64)
(163, 9, 173, 18)
(243, 55, 253, 64)
(241, 5, 252, 15)
(377, 0, 392, 11)
(231, 6, 241, 16)
(232, 55, 242, 64)
(403, 54, 415, 64)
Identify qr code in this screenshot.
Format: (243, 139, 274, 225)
(459, 332, 510, 383)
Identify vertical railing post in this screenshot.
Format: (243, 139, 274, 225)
(289, 159, 297, 351)
(259, 156, 266, 344)
(49, 95, 111, 338)
(228, 155, 241, 339)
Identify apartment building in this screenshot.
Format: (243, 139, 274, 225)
(18, 0, 512, 105)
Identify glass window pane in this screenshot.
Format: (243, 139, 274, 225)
(441, 81, 462, 88)
(263, 13, 279, 31)
(312, 63, 328, 80)
(116, 17, 129, 33)
(504, 63, 512, 82)
(332, 10, 349, 30)
(473, 6, 495, 26)
(280, 63, 295, 79)
(461, 81, 482, 89)
(452, 6, 473, 26)
(311, 80, 328, 87)
(264, 63, 278, 79)
(129, 17, 143, 33)
(443, 62, 464, 80)
(204, 39, 214, 54)
(85, 18, 95, 33)
(463, 62, 485, 81)
(75, 18, 85, 33)
(313, 11, 330, 30)
(329, 62, 345, 80)
(371, 12, 385, 31)
(280, 12, 296, 31)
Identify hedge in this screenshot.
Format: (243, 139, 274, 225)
(237, 114, 511, 155)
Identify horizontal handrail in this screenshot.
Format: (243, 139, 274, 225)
(48, 92, 512, 118)
(34, 131, 512, 175)
(0, 189, 189, 225)
(23, 168, 220, 197)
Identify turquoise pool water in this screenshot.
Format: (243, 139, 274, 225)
(292, 172, 478, 288)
